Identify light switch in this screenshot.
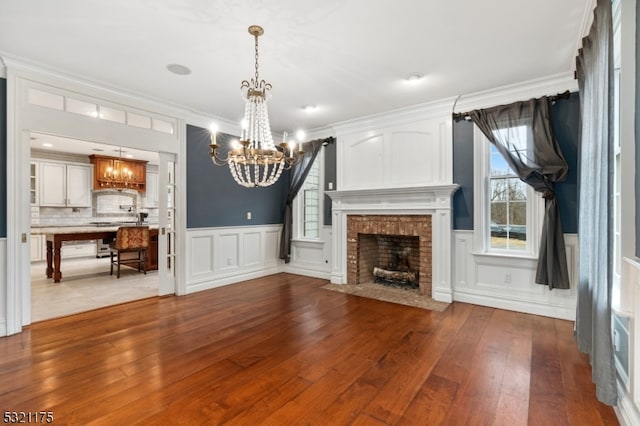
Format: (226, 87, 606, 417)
(247, 212, 252, 220)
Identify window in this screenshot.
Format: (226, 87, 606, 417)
(302, 159, 320, 238)
(489, 144, 528, 251)
(474, 126, 542, 256)
(294, 155, 323, 240)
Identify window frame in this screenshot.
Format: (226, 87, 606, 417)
(293, 149, 324, 241)
(473, 125, 544, 258)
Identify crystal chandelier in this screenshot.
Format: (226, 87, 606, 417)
(209, 25, 303, 188)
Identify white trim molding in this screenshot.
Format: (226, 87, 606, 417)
(0, 238, 6, 336)
(453, 72, 578, 115)
(185, 224, 282, 293)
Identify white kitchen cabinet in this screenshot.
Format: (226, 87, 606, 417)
(61, 241, 97, 258)
(30, 162, 39, 205)
(143, 171, 159, 207)
(30, 234, 44, 262)
(39, 161, 92, 207)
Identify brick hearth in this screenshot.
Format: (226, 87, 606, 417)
(347, 215, 432, 295)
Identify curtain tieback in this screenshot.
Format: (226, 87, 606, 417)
(542, 190, 555, 200)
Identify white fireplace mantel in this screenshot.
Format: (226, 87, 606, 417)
(327, 184, 460, 303)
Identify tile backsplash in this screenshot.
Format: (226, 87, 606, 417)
(33, 189, 158, 226)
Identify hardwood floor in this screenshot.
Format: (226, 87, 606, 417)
(0, 273, 619, 425)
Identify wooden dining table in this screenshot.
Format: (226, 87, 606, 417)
(35, 224, 159, 283)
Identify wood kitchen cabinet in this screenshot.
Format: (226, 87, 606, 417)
(39, 161, 92, 207)
(89, 154, 147, 192)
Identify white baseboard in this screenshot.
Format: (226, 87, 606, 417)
(0, 238, 6, 336)
(615, 380, 640, 426)
(454, 287, 575, 320)
(283, 264, 331, 280)
(186, 266, 281, 294)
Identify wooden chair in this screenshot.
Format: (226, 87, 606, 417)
(109, 226, 149, 278)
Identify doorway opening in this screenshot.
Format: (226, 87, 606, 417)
(29, 132, 164, 322)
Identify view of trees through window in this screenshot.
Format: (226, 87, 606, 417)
(302, 159, 320, 238)
(489, 143, 527, 251)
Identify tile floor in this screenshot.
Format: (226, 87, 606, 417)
(31, 256, 159, 322)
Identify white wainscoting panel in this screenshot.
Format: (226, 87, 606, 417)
(334, 107, 453, 191)
(189, 234, 214, 277)
(0, 238, 6, 336)
(284, 227, 332, 279)
(389, 130, 436, 186)
(186, 225, 281, 293)
(219, 233, 239, 271)
(343, 133, 385, 189)
(243, 232, 262, 267)
(452, 230, 578, 320)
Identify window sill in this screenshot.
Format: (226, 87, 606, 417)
(291, 238, 325, 247)
(472, 251, 538, 266)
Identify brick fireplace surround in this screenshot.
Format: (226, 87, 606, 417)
(327, 185, 459, 303)
(347, 215, 432, 295)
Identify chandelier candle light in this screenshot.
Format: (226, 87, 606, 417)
(209, 25, 304, 188)
(103, 148, 135, 188)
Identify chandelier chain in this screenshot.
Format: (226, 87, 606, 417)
(254, 32, 260, 85)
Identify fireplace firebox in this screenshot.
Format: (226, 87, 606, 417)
(347, 215, 432, 295)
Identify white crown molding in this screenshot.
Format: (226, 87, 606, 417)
(0, 52, 237, 132)
(330, 96, 456, 136)
(452, 72, 578, 114)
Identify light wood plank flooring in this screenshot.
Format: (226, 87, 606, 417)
(2, 273, 618, 425)
(31, 257, 158, 322)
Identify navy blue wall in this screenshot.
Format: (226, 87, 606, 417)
(551, 92, 580, 234)
(323, 140, 336, 226)
(186, 124, 288, 228)
(452, 93, 580, 233)
(0, 78, 6, 238)
(452, 120, 474, 230)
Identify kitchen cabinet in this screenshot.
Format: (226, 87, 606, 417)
(39, 162, 92, 207)
(89, 154, 147, 192)
(30, 234, 44, 262)
(143, 171, 159, 207)
(30, 162, 39, 205)
(61, 240, 97, 258)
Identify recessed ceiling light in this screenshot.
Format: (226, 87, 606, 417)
(405, 72, 424, 83)
(302, 104, 318, 112)
(42, 143, 53, 148)
(166, 63, 192, 76)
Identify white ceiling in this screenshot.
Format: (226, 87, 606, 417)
(1, 0, 590, 138)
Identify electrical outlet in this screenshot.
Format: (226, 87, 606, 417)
(247, 211, 252, 220)
(226, 258, 232, 266)
(504, 272, 512, 284)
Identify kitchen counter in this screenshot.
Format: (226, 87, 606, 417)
(31, 223, 159, 235)
(40, 224, 160, 283)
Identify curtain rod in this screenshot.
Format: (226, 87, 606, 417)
(452, 90, 572, 122)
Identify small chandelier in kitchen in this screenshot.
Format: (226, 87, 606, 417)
(103, 148, 136, 189)
(209, 25, 303, 188)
